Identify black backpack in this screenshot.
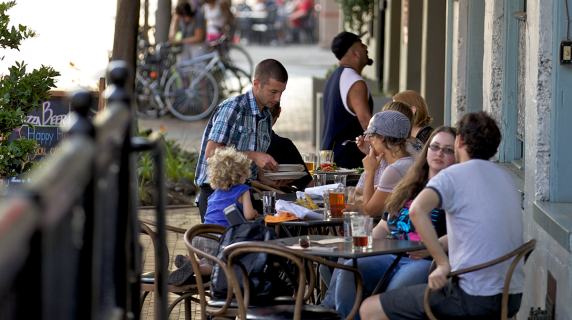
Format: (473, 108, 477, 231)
(210, 221, 291, 304)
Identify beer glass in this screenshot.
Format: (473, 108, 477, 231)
(328, 187, 346, 219)
(351, 215, 368, 251)
(302, 153, 317, 172)
(346, 186, 357, 205)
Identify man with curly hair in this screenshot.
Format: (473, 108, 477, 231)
(195, 59, 293, 222)
(360, 111, 525, 319)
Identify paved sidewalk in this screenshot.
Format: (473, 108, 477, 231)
(138, 206, 203, 320)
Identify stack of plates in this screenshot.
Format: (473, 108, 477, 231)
(264, 164, 308, 181)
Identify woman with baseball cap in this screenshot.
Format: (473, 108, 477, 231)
(360, 110, 414, 216)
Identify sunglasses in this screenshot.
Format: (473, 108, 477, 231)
(429, 145, 454, 155)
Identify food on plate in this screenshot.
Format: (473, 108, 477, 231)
(321, 163, 336, 172)
(304, 194, 320, 209)
(296, 198, 312, 209)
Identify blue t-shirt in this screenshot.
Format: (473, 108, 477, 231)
(204, 184, 251, 227)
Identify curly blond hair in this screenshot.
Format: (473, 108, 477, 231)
(207, 146, 252, 191)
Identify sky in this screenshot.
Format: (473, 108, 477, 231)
(0, 0, 177, 91)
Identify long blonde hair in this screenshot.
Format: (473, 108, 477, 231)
(385, 126, 457, 215)
(393, 90, 433, 127)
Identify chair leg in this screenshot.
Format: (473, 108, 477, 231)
(167, 292, 196, 318)
(140, 291, 150, 312)
(184, 297, 192, 320)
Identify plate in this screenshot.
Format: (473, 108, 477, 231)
(310, 169, 358, 176)
(264, 171, 308, 180)
(277, 164, 305, 172)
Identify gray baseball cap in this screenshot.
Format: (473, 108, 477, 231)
(363, 111, 411, 139)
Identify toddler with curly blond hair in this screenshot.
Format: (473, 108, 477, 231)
(203, 146, 258, 226)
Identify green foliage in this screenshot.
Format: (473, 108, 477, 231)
(0, 137, 36, 176)
(0, 1, 60, 177)
(335, 0, 375, 33)
(0, 1, 35, 52)
(136, 131, 198, 184)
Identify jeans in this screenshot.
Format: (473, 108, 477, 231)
(333, 255, 431, 320)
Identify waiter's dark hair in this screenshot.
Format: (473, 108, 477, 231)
(254, 59, 288, 86)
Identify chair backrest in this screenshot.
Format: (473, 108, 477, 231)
(424, 239, 536, 320)
(224, 241, 364, 320)
(184, 224, 228, 320)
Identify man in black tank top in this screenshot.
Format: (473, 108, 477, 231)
(321, 31, 374, 169)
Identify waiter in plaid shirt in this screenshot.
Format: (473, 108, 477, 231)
(195, 59, 294, 221)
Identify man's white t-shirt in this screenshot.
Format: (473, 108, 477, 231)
(426, 159, 525, 296)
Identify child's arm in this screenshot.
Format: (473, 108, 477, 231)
(238, 190, 258, 220)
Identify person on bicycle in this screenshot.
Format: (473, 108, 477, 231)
(168, 2, 208, 62)
(203, 0, 234, 43)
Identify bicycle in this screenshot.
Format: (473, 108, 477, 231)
(135, 43, 219, 121)
(135, 37, 252, 121)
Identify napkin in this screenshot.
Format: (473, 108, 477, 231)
(296, 183, 343, 199)
(274, 200, 323, 220)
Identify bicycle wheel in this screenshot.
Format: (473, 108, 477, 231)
(165, 65, 219, 121)
(135, 65, 161, 118)
(228, 44, 253, 77)
(219, 66, 253, 98)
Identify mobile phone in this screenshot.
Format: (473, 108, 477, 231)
(223, 204, 247, 226)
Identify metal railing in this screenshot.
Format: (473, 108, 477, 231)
(0, 61, 168, 320)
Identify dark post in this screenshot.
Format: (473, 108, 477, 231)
(111, 0, 140, 95)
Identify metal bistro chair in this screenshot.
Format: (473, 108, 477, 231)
(185, 224, 316, 319)
(139, 218, 210, 319)
(224, 241, 364, 320)
(424, 239, 536, 320)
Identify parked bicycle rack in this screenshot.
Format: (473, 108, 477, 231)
(0, 62, 169, 320)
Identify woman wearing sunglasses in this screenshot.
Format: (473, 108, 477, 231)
(327, 126, 457, 320)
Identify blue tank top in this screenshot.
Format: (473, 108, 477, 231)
(321, 66, 373, 169)
(204, 184, 251, 227)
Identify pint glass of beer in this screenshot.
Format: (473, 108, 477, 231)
(328, 188, 346, 218)
(302, 153, 316, 172)
(351, 215, 368, 251)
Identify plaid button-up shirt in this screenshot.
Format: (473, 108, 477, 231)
(194, 89, 273, 187)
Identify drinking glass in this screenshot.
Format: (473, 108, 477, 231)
(313, 173, 327, 186)
(343, 211, 358, 241)
(351, 215, 368, 251)
(366, 217, 374, 248)
(262, 191, 276, 216)
(328, 187, 346, 219)
(319, 150, 334, 170)
(322, 189, 333, 220)
(302, 153, 317, 173)
(334, 175, 347, 186)
(346, 186, 357, 205)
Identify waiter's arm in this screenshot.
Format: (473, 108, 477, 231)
(205, 140, 279, 171)
(347, 81, 372, 130)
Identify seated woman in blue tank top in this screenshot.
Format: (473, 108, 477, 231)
(204, 146, 258, 226)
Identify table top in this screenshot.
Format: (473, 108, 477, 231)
(266, 219, 343, 227)
(268, 235, 425, 259)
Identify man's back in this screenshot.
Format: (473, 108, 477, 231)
(321, 66, 372, 169)
(427, 159, 525, 296)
